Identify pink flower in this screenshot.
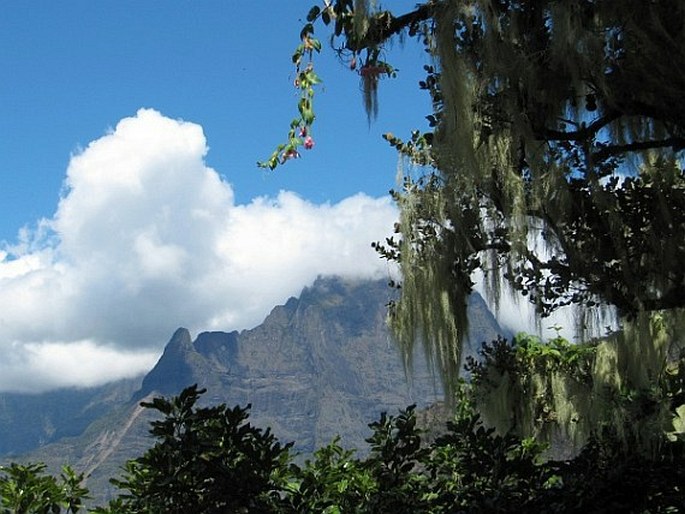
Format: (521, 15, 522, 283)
(304, 136, 315, 150)
(281, 149, 300, 163)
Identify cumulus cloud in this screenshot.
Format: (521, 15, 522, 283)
(0, 109, 398, 392)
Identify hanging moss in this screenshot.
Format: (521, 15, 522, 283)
(470, 310, 685, 455)
(302, 2, 684, 407)
(369, 1, 685, 398)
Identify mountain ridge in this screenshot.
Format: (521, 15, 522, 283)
(3, 275, 506, 503)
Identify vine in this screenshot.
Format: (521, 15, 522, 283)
(259, 1, 403, 170)
(258, 7, 324, 170)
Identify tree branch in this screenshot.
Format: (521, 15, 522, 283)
(351, 2, 436, 51)
(533, 110, 621, 142)
(592, 136, 685, 161)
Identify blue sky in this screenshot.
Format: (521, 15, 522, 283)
(0, 1, 440, 391)
(0, 1, 431, 243)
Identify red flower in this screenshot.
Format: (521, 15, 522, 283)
(304, 136, 315, 150)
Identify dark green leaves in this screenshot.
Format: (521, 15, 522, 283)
(321, 8, 331, 25)
(108, 384, 293, 513)
(306, 6, 320, 22)
(0, 463, 89, 514)
(8, 382, 685, 512)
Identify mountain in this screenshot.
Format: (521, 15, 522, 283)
(3, 276, 506, 503)
(0, 378, 143, 458)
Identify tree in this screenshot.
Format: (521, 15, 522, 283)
(0, 463, 88, 514)
(102, 385, 293, 514)
(98, 386, 569, 513)
(5, 385, 683, 513)
(111, 386, 682, 512)
(264, 1, 685, 432)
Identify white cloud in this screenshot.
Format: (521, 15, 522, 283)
(0, 341, 158, 393)
(0, 109, 398, 392)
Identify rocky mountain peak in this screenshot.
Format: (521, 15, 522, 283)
(133, 327, 195, 400)
(5, 276, 507, 503)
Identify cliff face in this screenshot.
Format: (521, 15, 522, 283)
(7, 276, 506, 502)
(132, 276, 505, 452)
(134, 277, 446, 452)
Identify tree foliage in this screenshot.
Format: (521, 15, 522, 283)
(101, 385, 292, 514)
(264, 0, 685, 405)
(93, 385, 681, 512)
(0, 463, 88, 514)
(3, 384, 685, 512)
(467, 326, 685, 456)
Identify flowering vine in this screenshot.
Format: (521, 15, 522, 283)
(259, 2, 399, 170)
(258, 7, 324, 170)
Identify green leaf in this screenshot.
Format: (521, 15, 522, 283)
(306, 70, 322, 85)
(322, 8, 331, 25)
(306, 6, 321, 22)
(300, 23, 314, 41)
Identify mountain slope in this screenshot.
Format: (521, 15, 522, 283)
(0, 377, 143, 458)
